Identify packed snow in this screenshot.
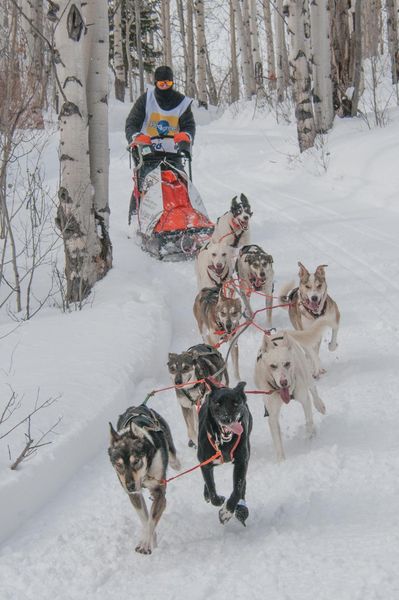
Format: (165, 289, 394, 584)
(1, 97, 399, 600)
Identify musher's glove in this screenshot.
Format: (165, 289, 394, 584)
(130, 133, 152, 148)
(174, 132, 191, 144)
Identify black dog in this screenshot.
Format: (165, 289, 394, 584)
(197, 380, 252, 526)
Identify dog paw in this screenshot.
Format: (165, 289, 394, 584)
(211, 494, 225, 507)
(135, 540, 152, 555)
(235, 500, 249, 526)
(219, 502, 234, 525)
(328, 341, 337, 352)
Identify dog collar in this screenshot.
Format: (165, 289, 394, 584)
(229, 221, 244, 248)
(207, 427, 242, 463)
(207, 264, 229, 285)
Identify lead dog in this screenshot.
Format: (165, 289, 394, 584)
(254, 320, 329, 462)
(197, 380, 252, 526)
(236, 244, 274, 326)
(193, 287, 243, 379)
(167, 344, 228, 447)
(280, 262, 340, 377)
(108, 405, 180, 554)
(212, 194, 253, 248)
(195, 239, 235, 290)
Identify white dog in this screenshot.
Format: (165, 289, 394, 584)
(211, 194, 253, 248)
(195, 239, 235, 290)
(254, 320, 329, 462)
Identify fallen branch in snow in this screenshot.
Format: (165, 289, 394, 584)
(0, 387, 62, 469)
(10, 414, 62, 470)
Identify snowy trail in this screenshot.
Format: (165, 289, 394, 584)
(1, 107, 399, 600)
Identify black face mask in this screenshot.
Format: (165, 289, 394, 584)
(154, 85, 178, 110)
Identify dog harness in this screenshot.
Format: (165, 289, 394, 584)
(229, 219, 245, 248)
(207, 264, 230, 286)
(118, 406, 161, 432)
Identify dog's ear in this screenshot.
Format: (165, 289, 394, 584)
(281, 332, 292, 349)
(261, 334, 271, 352)
(129, 422, 145, 439)
(315, 264, 328, 279)
(230, 195, 238, 209)
(235, 381, 247, 399)
(298, 261, 309, 281)
(168, 352, 177, 362)
(240, 193, 250, 207)
(205, 377, 221, 392)
(109, 422, 120, 444)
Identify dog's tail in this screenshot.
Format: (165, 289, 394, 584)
(279, 280, 296, 307)
(286, 317, 333, 348)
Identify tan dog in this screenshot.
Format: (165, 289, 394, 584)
(193, 287, 243, 379)
(254, 321, 329, 462)
(280, 262, 340, 377)
(235, 244, 274, 326)
(195, 239, 235, 290)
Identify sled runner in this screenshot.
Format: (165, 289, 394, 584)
(129, 138, 214, 261)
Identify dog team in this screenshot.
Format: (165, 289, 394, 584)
(108, 194, 341, 554)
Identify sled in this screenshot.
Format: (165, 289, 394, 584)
(129, 141, 214, 261)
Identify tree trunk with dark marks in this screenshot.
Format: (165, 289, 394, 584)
(287, 0, 316, 151)
(54, 0, 111, 303)
(113, 0, 125, 102)
(386, 0, 399, 85)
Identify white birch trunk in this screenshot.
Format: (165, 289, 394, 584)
(232, 0, 255, 99)
(161, 0, 173, 67)
(351, 0, 363, 116)
(287, 0, 316, 151)
(194, 0, 207, 107)
(230, 0, 240, 102)
(187, 0, 197, 97)
(54, 1, 106, 302)
(83, 0, 112, 275)
(362, 0, 380, 58)
(274, 0, 290, 101)
(113, 0, 125, 102)
(386, 0, 399, 85)
(310, 0, 334, 132)
(176, 0, 189, 93)
(134, 0, 145, 94)
(263, 0, 276, 88)
(249, 0, 261, 71)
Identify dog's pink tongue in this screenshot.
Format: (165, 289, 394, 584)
(279, 387, 291, 404)
(226, 422, 243, 435)
(309, 300, 319, 312)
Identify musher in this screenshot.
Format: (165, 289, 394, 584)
(125, 65, 195, 213)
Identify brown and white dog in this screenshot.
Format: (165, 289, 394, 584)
(280, 262, 340, 377)
(211, 194, 253, 248)
(254, 321, 329, 462)
(108, 405, 180, 554)
(167, 344, 228, 448)
(195, 239, 235, 290)
(235, 244, 274, 326)
(193, 287, 243, 379)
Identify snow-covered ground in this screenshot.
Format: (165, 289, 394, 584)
(1, 98, 399, 600)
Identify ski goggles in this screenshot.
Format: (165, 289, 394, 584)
(156, 80, 173, 89)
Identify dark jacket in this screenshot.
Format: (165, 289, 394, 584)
(125, 87, 196, 143)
